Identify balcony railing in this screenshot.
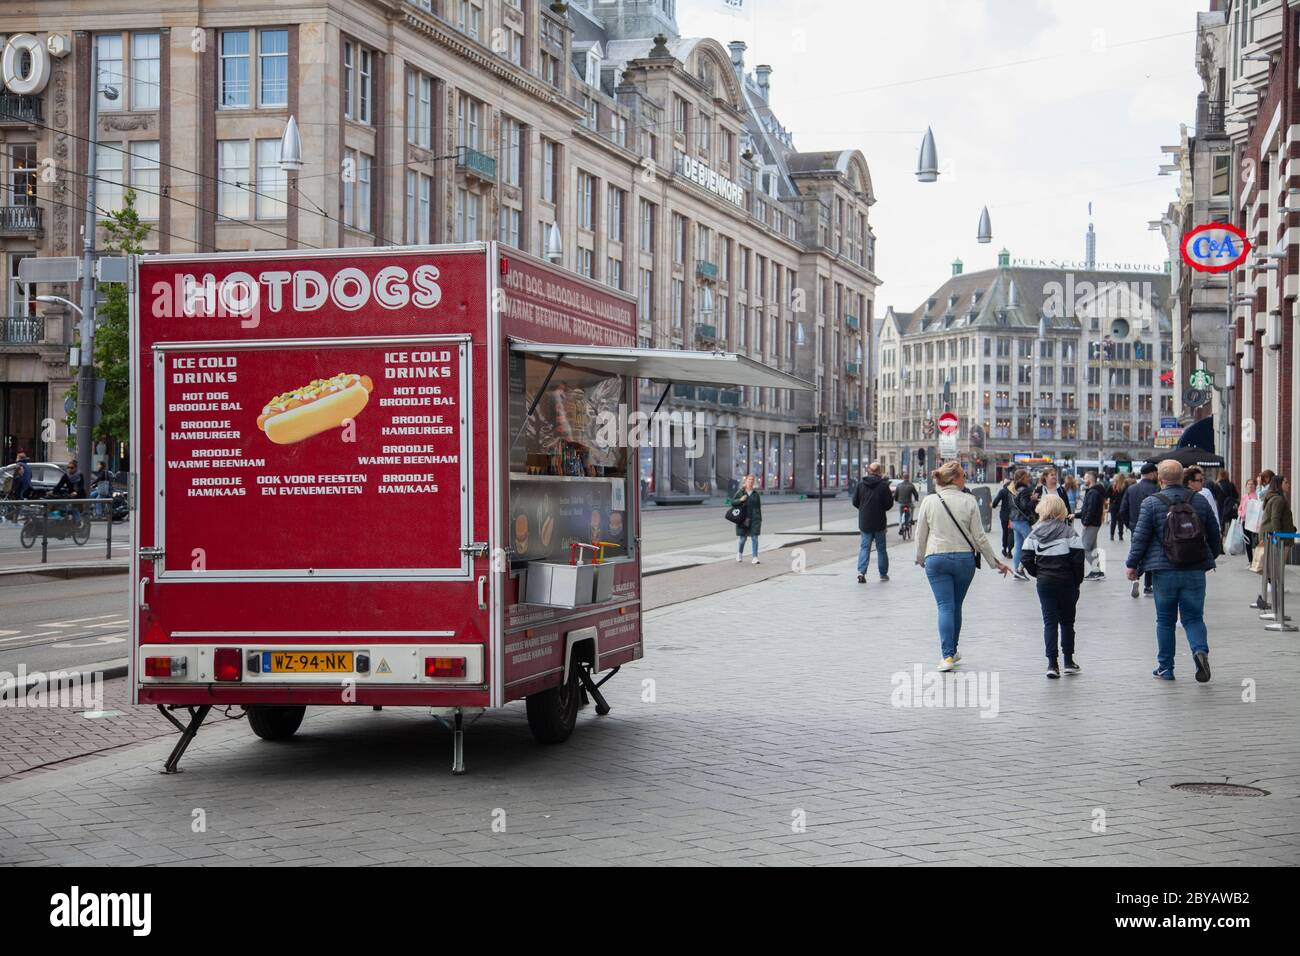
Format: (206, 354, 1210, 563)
(695, 260, 718, 280)
(0, 93, 43, 125)
(847, 409, 860, 423)
(845, 361, 861, 378)
(0, 205, 43, 235)
(845, 314, 860, 332)
(719, 388, 741, 406)
(694, 323, 718, 344)
(1, 316, 42, 344)
(456, 146, 497, 181)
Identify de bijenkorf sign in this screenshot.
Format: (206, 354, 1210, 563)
(1180, 223, 1251, 274)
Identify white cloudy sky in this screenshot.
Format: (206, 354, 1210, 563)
(678, 0, 1202, 312)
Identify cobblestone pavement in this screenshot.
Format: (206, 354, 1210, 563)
(1, 536, 1297, 866)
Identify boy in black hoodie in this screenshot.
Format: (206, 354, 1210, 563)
(1022, 493, 1087, 679)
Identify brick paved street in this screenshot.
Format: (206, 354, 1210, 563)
(1, 536, 1297, 866)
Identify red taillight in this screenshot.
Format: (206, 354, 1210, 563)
(145, 655, 186, 678)
(425, 656, 467, 678)
(214, 648, 242, 682)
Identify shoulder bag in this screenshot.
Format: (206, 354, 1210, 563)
(935, 492, 982, 569)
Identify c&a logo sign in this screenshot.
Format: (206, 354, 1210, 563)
(1180, 223, 1251, 273)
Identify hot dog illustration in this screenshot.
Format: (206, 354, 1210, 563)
(256, 373, 374, 445)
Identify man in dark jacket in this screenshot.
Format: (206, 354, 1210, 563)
(991, 478, 1015, 558)
(1120, 461, 1160, 596)
(1079, 470, 1107, 580)
(852, 462, 894, 583)
(1125, 459, 1221, 682)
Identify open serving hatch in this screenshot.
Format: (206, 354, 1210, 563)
(508, 342, 813, 608)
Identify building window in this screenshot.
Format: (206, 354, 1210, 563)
(455, 188, 480, 241)
(607, 186, 624, 243)
(673, 95, 688, 135)
(95, 143, 124, 212)
(130, 33, 161, 110)
(577, 171, 595, 230)
(407, 72, 433, 148)
(540, 52, 561, 88)
(638, 268, 654, 323)
(219, 31, 250, 108)
(457, 0, 483, 41)
(457, 94, 481, 150)
(343, 41, 372, 123)
(217, 140, 250, 218)
(259, 29, 289, 107)
(342, 148, 355, 227)
(96, 34, 124, 112)
(7, 144, 37, 207)
(577, 247, 594, 278)
(607, 257, 622, 290)
(1212, 154, 1231, 198)
(672, 213, 686, 264)
(671, 278, 684, 328)
(502, 116, 523, 186)
(541, 139, 557, 203)
(357, 153, 372, 231)
(130, 141, 160, 219)
(358, 48, 372, 124)
(639, 199, 655, 252)
(499, 206, 521, 248)
(255, 138, 287, 219)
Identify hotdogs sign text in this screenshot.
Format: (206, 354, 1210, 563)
(150, 265, 444, 328)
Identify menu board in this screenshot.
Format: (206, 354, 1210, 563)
(158, 338, 469, 576)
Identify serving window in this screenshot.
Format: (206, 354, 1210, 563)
(507, 352, 632, 563)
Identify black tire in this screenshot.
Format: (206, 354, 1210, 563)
(526, 656, 581, 744)
(19, 522, 37, 549)
(245, 705, 306, 740)
(71, 513, 91, 545)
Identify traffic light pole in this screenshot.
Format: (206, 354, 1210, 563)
(75, 44, 101, 483)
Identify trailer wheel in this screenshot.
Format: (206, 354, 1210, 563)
(246, 705, 306, 741)
(525, 658, 581, 744)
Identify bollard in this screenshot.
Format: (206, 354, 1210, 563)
(1264, 533, 1298, 633)
(106, 509, 113, 560)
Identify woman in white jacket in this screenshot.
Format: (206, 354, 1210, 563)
(914, 461, 1010, 671)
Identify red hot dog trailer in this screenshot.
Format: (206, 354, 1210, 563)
(130, 243, 810, 772)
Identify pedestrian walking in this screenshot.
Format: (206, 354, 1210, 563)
(1256, 474, 1296, 574)
(1021, 494, 1086, 678)
(1216, 475, 1240, 534)
(1079, 469, 1107, 579)
(914, 461, 1010, 672)
(1239, 477, 1260, 565)
(1035, 467, 1067, 506)
(1108, 474, 1128, 542)
(991, 477, 1016, 558)
(1063, 473, 1080, 515)
(1125, 459, 1221, 682)
(89, 461, 112, 519)
(852, 462, 894, 583)
(1248, 470, 1277, 574)
(1184, 466, 1220, 540)
(1009, 469, 1037, 580)
(732, 474, 763, 564)
(1121, 462, 1160, 596)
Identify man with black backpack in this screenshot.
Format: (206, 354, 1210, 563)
(852, 462, 895, 583)
(1125, 460, 1222, 683)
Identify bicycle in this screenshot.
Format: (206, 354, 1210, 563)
(899, 504, 914, 541)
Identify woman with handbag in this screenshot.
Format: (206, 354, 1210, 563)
(914, 461, 1010, 671)
(730, 474, 763, 564)
(1239, 477, 1259, 564)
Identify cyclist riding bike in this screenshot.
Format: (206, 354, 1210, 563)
(898, 502, 914, 539)
(893, 476, 919, 537)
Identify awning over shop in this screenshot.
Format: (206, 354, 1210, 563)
(1178, 416, 1214, 454)
(508, 342, 814, 391)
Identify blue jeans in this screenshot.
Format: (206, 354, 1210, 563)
(858, 530, 889, 576)
(738, 533, 759, 557)
(924, 552, 977, 658)
(1152, 569, 1209, 673)
(1011, 519, 1031, 570)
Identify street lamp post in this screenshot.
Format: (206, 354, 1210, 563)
(74, 45, 116, 482)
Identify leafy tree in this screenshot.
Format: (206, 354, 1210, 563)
(67, 188, 150, 461)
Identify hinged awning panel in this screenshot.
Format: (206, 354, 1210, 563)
(508, 342, 814, 390)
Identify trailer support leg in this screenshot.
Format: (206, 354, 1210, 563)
(158, 704, 211, 774)
(578, 665, 613, 716)
(451, 707, 466, 775)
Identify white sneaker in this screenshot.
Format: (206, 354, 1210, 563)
(735, 553, 742, 563)
(752, 557, 760, 564)
(953, 652, 962, 663)
(937, 656, 956, 672)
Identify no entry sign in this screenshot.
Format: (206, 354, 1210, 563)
(938, 411, 959, 435)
